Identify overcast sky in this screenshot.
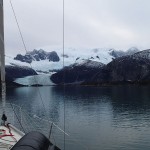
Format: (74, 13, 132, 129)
(3, 0, 150, 56)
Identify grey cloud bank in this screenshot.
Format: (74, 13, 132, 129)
(3, 0, 150, 56)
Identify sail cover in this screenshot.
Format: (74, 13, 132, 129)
(11, 131, 61, 150)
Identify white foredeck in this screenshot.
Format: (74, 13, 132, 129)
(0, 124, 24, 150)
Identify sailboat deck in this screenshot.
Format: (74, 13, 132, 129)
(0, 125, 24, 150)
(0, 103, 65, 149)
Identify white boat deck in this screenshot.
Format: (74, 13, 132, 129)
(0, 124, 24, 150)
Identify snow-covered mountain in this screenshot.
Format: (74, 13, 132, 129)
(14, 49, 60, 63)
(5, 47, 142, 86)
(51, 60, 105, 85)
(52, 49, 150, 85)
(8, 47, 139, 73)
(132, 49, 150, 60)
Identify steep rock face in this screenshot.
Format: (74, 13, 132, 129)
(50, 60, 105, 84)
(132, 49, 150, 60)
(14, 49, 60, 63)
(5, 65, 37, 82)
(14, 54, 32, 63)
(47, 51, 60, 62)
(90, 49, 150, 84)
(106, 56, 150, 82)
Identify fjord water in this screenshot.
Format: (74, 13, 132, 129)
(6, 85, 150, 150)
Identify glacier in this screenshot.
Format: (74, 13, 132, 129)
(14, 74, 55, 86)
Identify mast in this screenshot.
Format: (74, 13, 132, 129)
(0, 0, 7, 124)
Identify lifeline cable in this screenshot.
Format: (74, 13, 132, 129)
(10, 103, 26, 134)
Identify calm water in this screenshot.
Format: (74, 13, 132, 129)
(4, 85, 150, 150)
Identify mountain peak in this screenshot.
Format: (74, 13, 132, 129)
(14, 49, 60, 63)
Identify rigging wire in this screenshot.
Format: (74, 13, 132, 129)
(9, 0, 27, 53)
(7, 0, 71, 146)
(61, 2, 89, 149)
(52, 130, 56, 146)
(62, 0, 66, 149)
(8, 0, 57, 143)
(8, 0, 48, 121)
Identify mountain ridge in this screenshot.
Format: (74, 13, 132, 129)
(51, 49, 150, 85)
(5, 47, 150, 86)
(11, 47, 139, 73)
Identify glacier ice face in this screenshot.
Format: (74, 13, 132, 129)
(14, 74, 55, 86)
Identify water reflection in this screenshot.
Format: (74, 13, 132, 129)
(5, 85, 150, 150)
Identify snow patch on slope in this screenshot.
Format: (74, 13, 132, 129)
(58, 48, 115, 65)
(75, 60, 105, 68)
